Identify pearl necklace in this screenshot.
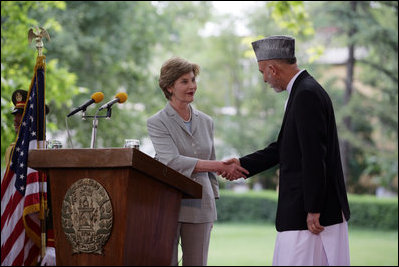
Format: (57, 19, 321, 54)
(182, 107, 192, 122)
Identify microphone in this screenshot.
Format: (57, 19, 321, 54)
(98, 92, 128, 111)
(67, 92, 104, 117)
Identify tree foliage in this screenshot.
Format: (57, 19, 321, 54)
(1, 1, 77, 167)
(308, 1, 398, 193)
(1, 1, 397, 194)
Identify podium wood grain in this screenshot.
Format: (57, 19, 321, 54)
(28, 148, 201, 266)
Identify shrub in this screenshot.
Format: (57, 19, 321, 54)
(217, 190, 277, 223)
(216, 189, 398, 230)
(347, 194, 398, 230)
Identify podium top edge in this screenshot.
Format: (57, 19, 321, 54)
(28, 148, 140, 168)
(28, 148, 202, 198)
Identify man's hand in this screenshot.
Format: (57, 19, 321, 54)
(217, 158, 248, 181)
(306, 213, 324, 235)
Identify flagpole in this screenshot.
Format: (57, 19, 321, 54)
(28, 26, 50, 57)
(28, 26, 50, 260)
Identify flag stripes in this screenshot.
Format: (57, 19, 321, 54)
(1, 57, 47, 266)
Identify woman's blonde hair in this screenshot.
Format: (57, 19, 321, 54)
(159, 57, 200, 100)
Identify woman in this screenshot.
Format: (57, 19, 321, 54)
(147, 57, 247, 266)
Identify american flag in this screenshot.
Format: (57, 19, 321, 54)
(1, 57, 47, 266)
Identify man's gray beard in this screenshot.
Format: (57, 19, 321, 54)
(273, 87, 284, 93)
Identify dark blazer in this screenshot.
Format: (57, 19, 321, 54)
(240, 70, 350, 232)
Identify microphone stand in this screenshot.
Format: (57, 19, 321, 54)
(90, 115, 98, 149)
(82, 108, 112, 148)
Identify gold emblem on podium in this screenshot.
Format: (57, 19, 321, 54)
(61, 178, 113, 254)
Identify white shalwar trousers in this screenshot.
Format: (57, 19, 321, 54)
(272, 219, 350, 266)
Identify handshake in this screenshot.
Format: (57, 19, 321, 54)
(217, 158, 249, 181)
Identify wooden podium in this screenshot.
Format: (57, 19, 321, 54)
(28, 148, 202, 266)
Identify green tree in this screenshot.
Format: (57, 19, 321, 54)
(1, 1, 77, 170)
(3, 1, 396, 194)
(309, 1, 398, 193)
(28, 1, 214, 149)
(355, 1, 398, 193)
(28, 1, 162, 148)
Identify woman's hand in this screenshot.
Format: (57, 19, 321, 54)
(217, 158, 249, 181)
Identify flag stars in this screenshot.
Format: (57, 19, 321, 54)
(3, 68, 45, 265)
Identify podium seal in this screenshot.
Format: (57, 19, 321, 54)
(61, 178, 113, 254)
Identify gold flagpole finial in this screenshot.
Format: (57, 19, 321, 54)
(28, 27, 50, 56)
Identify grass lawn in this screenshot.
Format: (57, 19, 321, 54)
(198, 222, 398, 266)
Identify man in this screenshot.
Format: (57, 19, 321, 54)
(5, 89, 50, 164)
(224, 36, 351, 265)
(4, 89, 55, 265)
(5, 89, 28, 167)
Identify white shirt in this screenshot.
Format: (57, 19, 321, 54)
(284, 69, 305, 111)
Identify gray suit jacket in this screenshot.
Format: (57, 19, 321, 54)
(147, 102, 219, 223)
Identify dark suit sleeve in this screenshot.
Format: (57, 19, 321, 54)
(239, 141, 279, 178)
(295, 90, 327, 213)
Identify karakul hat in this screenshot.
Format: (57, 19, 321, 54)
(252, 35, 295, 61)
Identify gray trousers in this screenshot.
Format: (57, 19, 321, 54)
(171, 222, 213, 266)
